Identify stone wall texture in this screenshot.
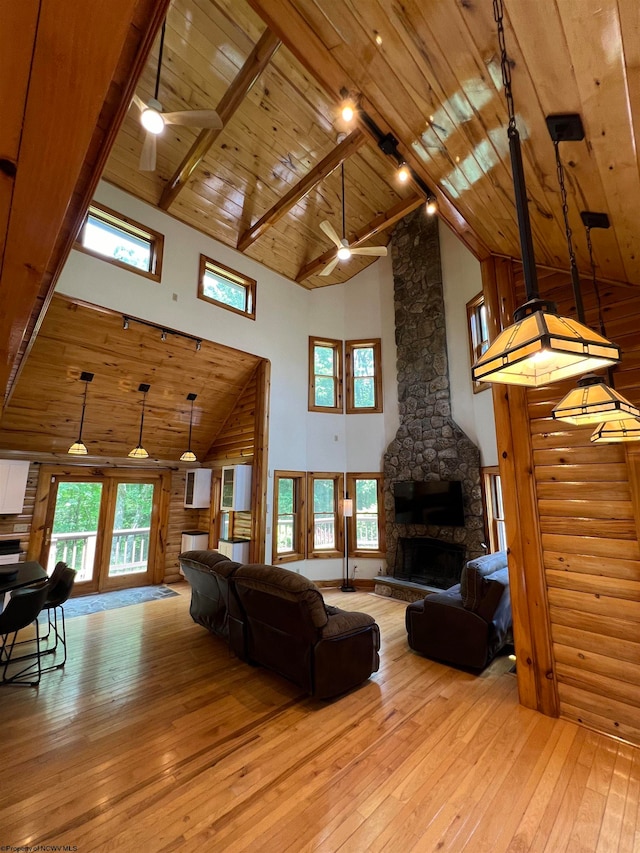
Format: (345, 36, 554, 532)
(384, 209, 485, 575)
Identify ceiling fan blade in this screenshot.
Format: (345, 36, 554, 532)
(139, 132, 157, 171)
(163, 109, 223, 129)
(132, 93, 147, 113)
(350, 246, 388, 257)
(319, 255, 340, 277)
(319, 220, 343, 249)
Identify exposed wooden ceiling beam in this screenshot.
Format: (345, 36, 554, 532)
(247, 0, 489, 263)
(237, 128, 366, 253)
(296, 195, 424, 283)
(159, 28, 281, 211)
(0, 0, 171, 405)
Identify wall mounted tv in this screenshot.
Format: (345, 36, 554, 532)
(393, 480, 465, 527)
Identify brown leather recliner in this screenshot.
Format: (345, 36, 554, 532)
(229, 564, 380, 699)
(179, 549, 242, 641)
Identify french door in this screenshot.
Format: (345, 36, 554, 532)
(40, 470, 166, 594)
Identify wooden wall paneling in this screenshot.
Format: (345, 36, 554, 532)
(481, 256, 558, 716)
(0, 461, 38, 559)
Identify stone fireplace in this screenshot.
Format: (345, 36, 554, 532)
(382, 209, 484, 591)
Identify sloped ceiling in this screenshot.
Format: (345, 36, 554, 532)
(0, 296, 261, 462)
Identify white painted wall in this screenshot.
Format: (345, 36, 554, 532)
(56, 183, 496, 580)
(439, 220, 498, 467)
(56, 181, 397, 581)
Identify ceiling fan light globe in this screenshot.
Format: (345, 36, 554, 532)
(337, 246, 351, 261)
(141, 108, 164, 135)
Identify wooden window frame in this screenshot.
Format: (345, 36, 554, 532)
(306, 472, 344, 559)
(74, 201, 164, 282)
(345, 339, 383, 414)
(198, 255, 256, 320)
(467, 292, 490, 394)
(308, 337, 343, 413)
(272, 471, 306, 564)
(346, 472, 385, 558)
(482, 466, 506, 553)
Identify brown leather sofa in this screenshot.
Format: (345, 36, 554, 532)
(178, 549, 241, 641)
(179, 551, 380, 699)
(405, 550, 511, 671)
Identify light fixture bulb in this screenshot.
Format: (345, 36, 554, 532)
(426, 199, 437, 216)
(140, 108, 164, 135)
(398, 164, 410, 183)
(341, 102, 355, 122)
(128, 445, 149, 459)
(180, 450, 197, 463)
(68, 441, 88, 456)
(337, 246, 352, 261)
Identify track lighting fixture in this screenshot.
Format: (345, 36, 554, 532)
(426, 195, 437, 216)
(123, 316, 129, 330)
(161, 329, 167, 342)
(121, 314, 203, 349)
(68, 371, 94, 455)
(340, 100, 355, 123)
(471, 3, 620, 388)
(397, 164, 410, 183)
(128, 383, 150, 459)
(180, 393, 198, 462)
(196, 339, 202, 352)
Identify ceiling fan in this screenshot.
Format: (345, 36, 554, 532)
(319, 163, 388, 276)
(133, 21, 222, 171)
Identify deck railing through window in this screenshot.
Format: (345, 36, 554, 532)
(48, 528, 151, 580)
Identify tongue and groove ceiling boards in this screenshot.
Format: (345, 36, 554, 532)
(103, 0, 640, 292)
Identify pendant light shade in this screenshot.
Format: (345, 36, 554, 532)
(552, 373, 640, 425)
(129, 383, 150, 459)
(180, 393, 198, 462)
(591, 416, 640, 443)
(471, 298, 620, 388)
(68, 371, 94, 455)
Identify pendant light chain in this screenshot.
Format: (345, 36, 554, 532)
(585, 226, 606, 337)
(493, 0, 516, 137)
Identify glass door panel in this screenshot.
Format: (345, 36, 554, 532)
(108, 482, 154, 580)
(48, 481, 103, 585)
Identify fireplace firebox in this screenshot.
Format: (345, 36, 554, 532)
(395, 537, 465, 589)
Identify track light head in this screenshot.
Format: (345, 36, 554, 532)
(426, 195, 437, 216)
(398, 164, 410, 183)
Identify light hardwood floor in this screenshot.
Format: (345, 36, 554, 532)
(1, 586, 638, 852)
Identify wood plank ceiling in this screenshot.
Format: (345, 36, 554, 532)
(102, 0, 640, 293)
(0, 295, 261, 461)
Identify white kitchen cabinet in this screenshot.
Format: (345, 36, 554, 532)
(220, 465, 252, 511)
(0, 461, 29, 514)
(184, 468, 212, 508)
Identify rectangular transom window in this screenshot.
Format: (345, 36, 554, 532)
(467, 292, 490, 393)
(309, 337, 343, 412)
(75, 202, 163, 282)
(273, 471, 306, 563)
(346, 339, 383, 413)
(307, 472, 343, 558)
(346, 473, 385, 557)
(198, 255, 256, 319)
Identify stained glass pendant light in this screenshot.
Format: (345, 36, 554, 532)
(129, 383, 150, 459)
(68, 371, 94, 455)
(591, 417, 640, 443)
(180, 393, 197, 462)
(471, 3, 620, 388)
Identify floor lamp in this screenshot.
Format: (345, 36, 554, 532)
(341, 493, 355, 592)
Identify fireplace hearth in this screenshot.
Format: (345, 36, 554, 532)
(395, 537, 465, 589)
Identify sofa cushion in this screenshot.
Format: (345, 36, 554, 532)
(460, 550, 507, 611)
(233, 564, 328, 628)
(179, 549, 241, 579)
(321, 608, 375, 639)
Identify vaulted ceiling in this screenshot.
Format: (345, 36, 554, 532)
(104, 0, 640, 294)
(2, 0, 640, 438)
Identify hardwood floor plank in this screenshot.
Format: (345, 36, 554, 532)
(0, 587, 638, 852)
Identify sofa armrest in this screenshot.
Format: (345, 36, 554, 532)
(475, 578, 507, 622)
(321, 608, 375, 639)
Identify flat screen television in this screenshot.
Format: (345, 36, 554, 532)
(393, 480, 465, 527)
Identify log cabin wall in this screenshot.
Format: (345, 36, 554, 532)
(0, 462, 39, 560)
(484, 256, 640, 745)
